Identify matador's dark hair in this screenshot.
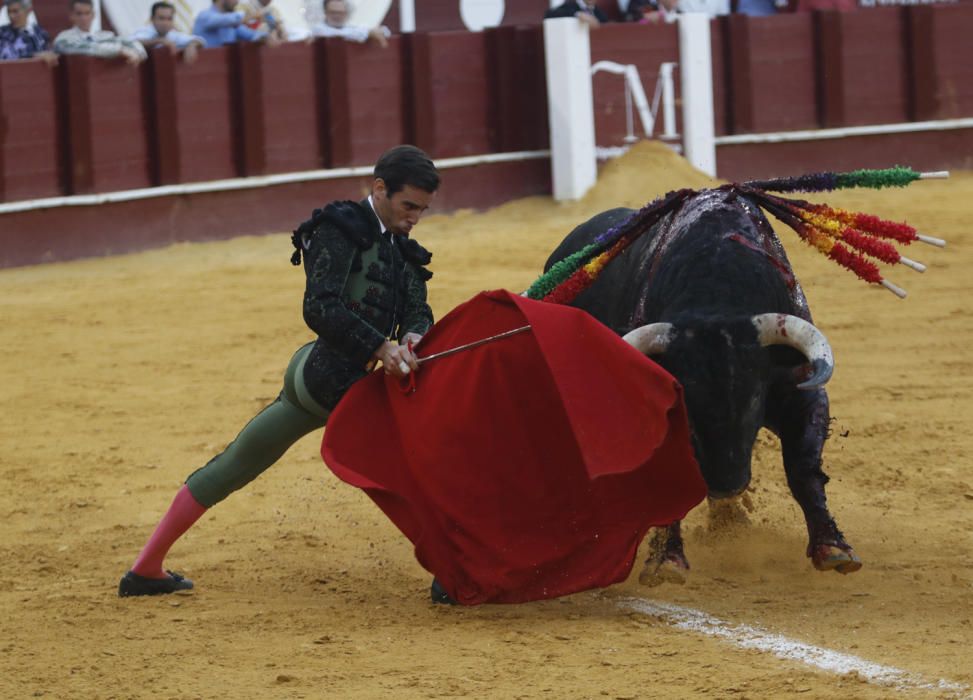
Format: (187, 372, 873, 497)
(374, 145, 440, 196)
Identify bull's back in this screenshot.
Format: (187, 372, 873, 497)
(544, 193, 808, 333)
(545, 207, 658, 334)
(544, 208, 634, 272)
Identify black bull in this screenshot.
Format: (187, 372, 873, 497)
(545, 188, 861, 582)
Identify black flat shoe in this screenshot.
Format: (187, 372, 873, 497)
(430, 578, 456, 605)
(118, 570, 194, 597)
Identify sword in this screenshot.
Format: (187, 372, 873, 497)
(416, 325, 532, 365)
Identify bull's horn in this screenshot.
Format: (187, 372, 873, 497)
(623, 323, 674, 356)
(751, 313, 834, 389)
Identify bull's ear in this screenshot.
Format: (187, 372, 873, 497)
(623, 323, 674, 356)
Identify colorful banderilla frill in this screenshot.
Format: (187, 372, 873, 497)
(525, 167, 948, 303)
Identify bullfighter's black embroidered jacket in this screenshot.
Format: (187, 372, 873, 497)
(291, 199, 434, 410)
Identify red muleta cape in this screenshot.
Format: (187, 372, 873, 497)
(322, 290, 706, 605)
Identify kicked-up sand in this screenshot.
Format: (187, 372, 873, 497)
(1, 142, 971, 699)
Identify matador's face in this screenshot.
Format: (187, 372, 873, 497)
(372, 182, 434, 237)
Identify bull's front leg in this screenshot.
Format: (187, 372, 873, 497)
(638, 521, 690, 586)
(767, 387, 862, 574)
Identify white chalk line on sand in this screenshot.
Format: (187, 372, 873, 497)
(619, 598, 970, 697)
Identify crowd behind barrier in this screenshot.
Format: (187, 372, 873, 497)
(1, 2, 972, 269)
(3, 4, 972, 203)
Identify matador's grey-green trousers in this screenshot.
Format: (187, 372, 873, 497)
(185, 343, 330, 508)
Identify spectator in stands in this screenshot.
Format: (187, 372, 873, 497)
(736, 0, 786, 16)
(626, 0, 729, 22)
(623, 0, 659, 22)
(312, 0, 390, 47)
(0, 0, 57, 64)
(678, 0, 729, 15)
(53, 0, 147, 65)
(193, 0, 280, 48)
(544, 0, 610, 29)
(131, 2, 204, 63)
(236, 0, 286, 42)
(793, 0, 855, 10)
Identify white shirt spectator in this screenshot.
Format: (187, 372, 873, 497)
(312, 0, 390, 46)
(129, 25, 203, 50)
(310, 21, 390, 44)
(677, 0, 729, 15)
(652, 0, 729, 21)
(54, 26, 148, 60)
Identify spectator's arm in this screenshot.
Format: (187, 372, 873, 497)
(311, 23, 370, 43)
(36, 51, 59, 66)
(130, 27, 166, 47)
(54, 31, 124, 58)
(234, 23, 269, 43)
(195, 10, 245, 32)
(121, 38, 148, 60)
(368, 25, 391, 47)
(167, 29, 206, 50)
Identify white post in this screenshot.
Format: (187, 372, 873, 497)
(93, 0, 103, 31)
(544, 17, 597, 201)
(678, 14, 716, 177)
(399, 0, 416, 33)
(660, 62, 678, 139)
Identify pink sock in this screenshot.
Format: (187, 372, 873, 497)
(130, 484, 207, 579)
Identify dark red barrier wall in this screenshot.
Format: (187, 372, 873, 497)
(910, 3, 973, 121)
(819, 7, 909, 127)
(710, 17, 729, 137)
(325, 35, 408, 167)
(0, 59, 61, 201)
(0, 158, 552, 268)
(62, 56, 151, 194)
(590, 22, 680, 147)
(411, 31, 492, 158)
(727, 13, 817, 133)
(239, 41, 323, 175)
(485, 25, 549, 152)
(149, 46, 237, 184)
(718, 128, 973, 182)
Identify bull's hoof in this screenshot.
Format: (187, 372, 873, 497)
(639, 556, 689, 587)
(810, 544, 862, 574)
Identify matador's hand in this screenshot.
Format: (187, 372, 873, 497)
(400, 332, 423, 349)
(373, 340, 419, 379)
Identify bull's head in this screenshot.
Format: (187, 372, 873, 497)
(623, 314, 833, 497)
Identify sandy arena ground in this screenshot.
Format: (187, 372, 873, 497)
(1, 143, 971, 699)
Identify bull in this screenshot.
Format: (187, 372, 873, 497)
(545, 187, 862, 584)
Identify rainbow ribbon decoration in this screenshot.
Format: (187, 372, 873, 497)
(526, 189, 693, 303)
(742, 166, 950, 194)
(525, 167, 947, 303)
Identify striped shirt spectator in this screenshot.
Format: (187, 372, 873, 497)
(0, 0, 54, 62)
